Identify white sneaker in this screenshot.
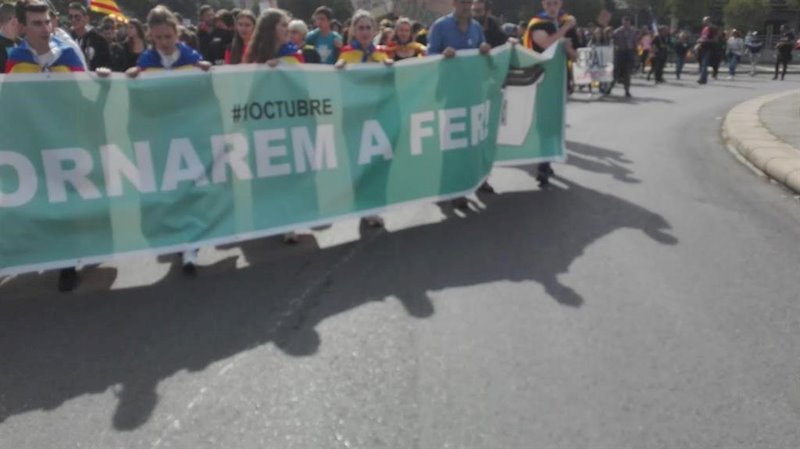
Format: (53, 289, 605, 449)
(182, 248, 198, 264)
(726, 75, 734, 80)
(283, 231, 299, 244)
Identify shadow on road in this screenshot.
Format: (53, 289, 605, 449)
(0, 175, 678, 431)
(566, 141, 641, 184)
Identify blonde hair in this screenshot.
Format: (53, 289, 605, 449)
(348, 9, 376, 43)
(288, 19, 308, 35)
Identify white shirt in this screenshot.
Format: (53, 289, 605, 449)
(158, 49, 180, 69)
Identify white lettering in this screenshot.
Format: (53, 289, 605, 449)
(438, 108, 468, 151)
(358, 120, 393, 165)
(0, 151, 38, 207)
(42, 148, 101, 203)
(211, 133, 252, 183)
(100, 143, 156, 197)
(292, 125, 337, 173)
(161, 138, 209, 192)
(470, 101, 490, 146)
(254, 129, 291, 178)
(410, 111, 434, 156)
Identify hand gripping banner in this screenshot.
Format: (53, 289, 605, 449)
(0, 43, 566, 275)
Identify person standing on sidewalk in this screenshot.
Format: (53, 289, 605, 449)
(774, 25, 795, 81)
(745, 31, 763, 76)
(612, 15, 636, 97)
(726, 29, 744, 79)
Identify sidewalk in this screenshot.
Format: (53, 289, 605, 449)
(723, 89, 800, 193)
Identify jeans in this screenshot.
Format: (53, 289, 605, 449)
(675, 55, 685, 79)
(698, 49, 710, 83)
(728, 54, 740, 76)
(749, 52, 760, 75)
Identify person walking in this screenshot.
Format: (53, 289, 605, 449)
(774, 25, 795, 81)
(673, 31, 690, 80)
(745, 31, 763, 76)
(648, 25, 668, 83)
(523, 0, 578, 187)
(726, 29, 744, 79)
(696, 16, 718, 84)
(428, 0, 493, 203)
(612, 15, 636, 97)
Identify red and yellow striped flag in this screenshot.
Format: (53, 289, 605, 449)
(88, 0, 126, 20)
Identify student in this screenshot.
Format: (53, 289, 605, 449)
(673, 31, 690, 80)
(224, 9, 255, 64)
(6, 0, 91, 291)
(114, 18, 145, 72)
(6, 0, 86, 73)
(0, 2, 20, 73)
(389, 17, 426, 61)
(245, 9, 303, 65)
(336, 10, 391, 228)
(67, 1, 110, 70)
(305, 5, 343, 64)
(126, 5, 211, 275)
(288, 19, 322, 64)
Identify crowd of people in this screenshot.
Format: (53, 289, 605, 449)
(0, 0, 797, 291)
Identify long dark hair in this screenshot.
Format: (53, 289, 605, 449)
(126, 18, 146, 51)
(230, 9, 256, 64)
(245, 9, 287, 63)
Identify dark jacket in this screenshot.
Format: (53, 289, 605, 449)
(1, 34, 18, 74)
(478, 15, 507, 48)
(72, 27, 111, 70)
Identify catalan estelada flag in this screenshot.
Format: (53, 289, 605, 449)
(87, 0, 127, 20)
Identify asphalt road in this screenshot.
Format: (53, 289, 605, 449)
(2, 73, 800, 449)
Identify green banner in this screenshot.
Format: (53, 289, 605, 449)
(0, 44, 565, 275)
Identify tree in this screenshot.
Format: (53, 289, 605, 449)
(667, 0, 712, 30)
(724, 0, 768, 32)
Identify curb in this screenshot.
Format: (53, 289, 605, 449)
(722, 89, 800, 193)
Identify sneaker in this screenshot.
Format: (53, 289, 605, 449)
(181, 249, 199, 277)
(451, 197, 470, 210)
(362, 215, 384, 228)
(58, 267, 79, 292)
(536, 173, 550, 188)
(283, 231, 299, 244)
(478, 181, 495, 194)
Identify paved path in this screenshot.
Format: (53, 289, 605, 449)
(2, 75, 800, 449)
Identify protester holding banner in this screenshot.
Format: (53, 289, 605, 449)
(224, 9, 255, 64)
(305, 6, 343, 65)
(6, 0, 89, 290)
(245, 9, 303, 65)
(612, 16, 636, 98)
(337, 10, 391, 65)
(427, 0, 488, 57)
(0, 2, 19, 74)
(388, 17, 426, 61)
(68, 1, 111, 71)
(334, 9, 392, 228)
(427, 0, 493, 203)
(124, 5, 211, 274)
(523, 0, 577, 187)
